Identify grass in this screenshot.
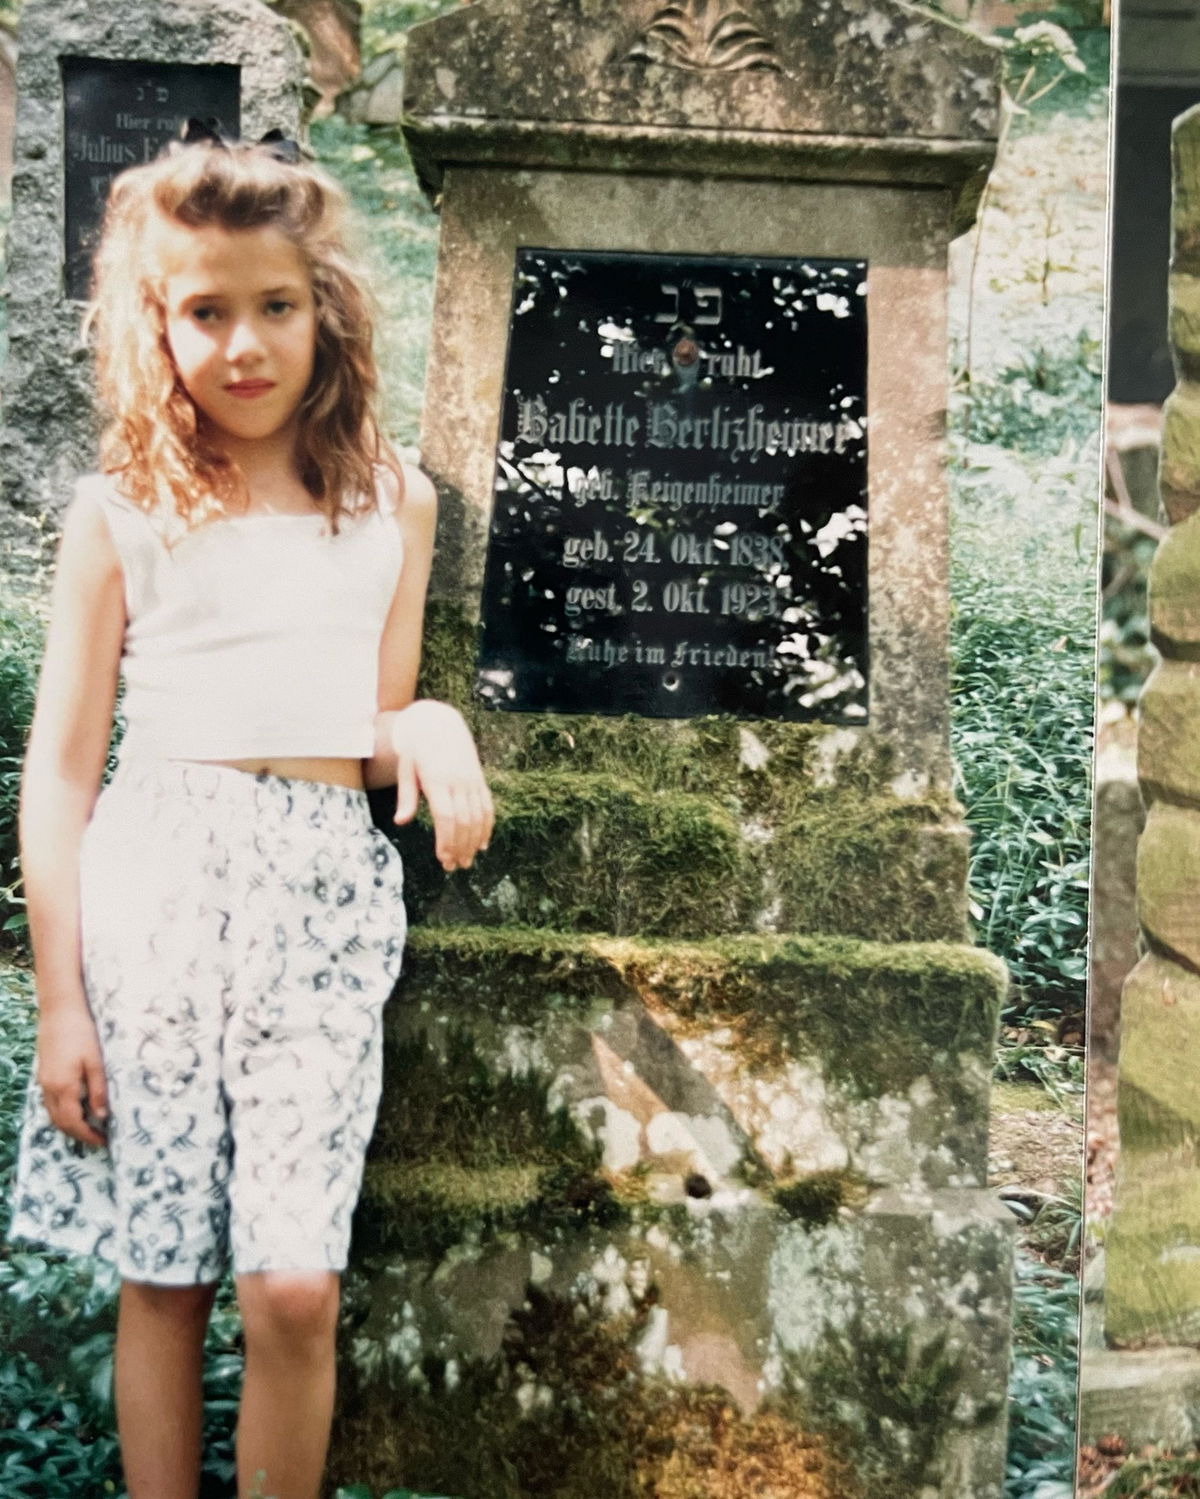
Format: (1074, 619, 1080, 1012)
(950, 446, 1097, 1025)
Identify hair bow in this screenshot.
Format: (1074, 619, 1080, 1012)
(177, 116, 304, 164)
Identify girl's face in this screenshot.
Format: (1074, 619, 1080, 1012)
(156, 220, 317, 455)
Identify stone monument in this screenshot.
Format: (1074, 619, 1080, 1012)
(1101, 99, 1200, 1360)
(0, 0, 304, 543)
(331, 5, 1014, 1499)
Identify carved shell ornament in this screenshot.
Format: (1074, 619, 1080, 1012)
(626, 0, 782, 72)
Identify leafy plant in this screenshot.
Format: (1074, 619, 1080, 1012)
(951, 459, 1095, 1023)
(1104, 1448, 1200, 1496)
(955, 330, 1103, 457)
(1006, 1253, 1078, 1499)
(0, 599, 44, 946)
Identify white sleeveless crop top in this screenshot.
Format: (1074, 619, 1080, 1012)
(84, 470, 405, 760)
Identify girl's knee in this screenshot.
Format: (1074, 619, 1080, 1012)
(120, 1277, 219, 1328)
(237, 1270, 340, 1347)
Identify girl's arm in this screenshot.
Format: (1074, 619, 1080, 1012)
(363, 463, 494, 871)
(21, 489, 125, 1146)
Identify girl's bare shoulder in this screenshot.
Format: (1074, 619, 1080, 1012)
(377, 459, 437, 535)
(59, 475, 124, 584)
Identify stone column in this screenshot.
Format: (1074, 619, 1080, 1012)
(1107, 102, 1200, 1346)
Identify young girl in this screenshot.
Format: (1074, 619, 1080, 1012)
(6, 131, 492, 1499)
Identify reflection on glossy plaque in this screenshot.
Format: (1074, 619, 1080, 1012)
(476, 249, 868, 722)
(62, 56, 241, 301)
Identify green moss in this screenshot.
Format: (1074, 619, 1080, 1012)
(396, 928, 1005, 1099)
(990, 1080, 1061, 1115)
(1116, 1078, 1200, 1154)
(745, 722, 896, 805)
(457, 769, 754, 936)
(364, 1159, 545, 1216)
(372, 1027, 591, 1169)
(391, 763, 966, 942)
(771, 793, 968, 943)
(415, 597, 479, 715)
(1106, 1121, 1200, 1345)
(331, 1285, 861, 1499)
(358, 1157, 628, 1262)
(772, 1169, 866, 1228)
(359, 1028, 622, 1258)
(399, 926, 629, 1028)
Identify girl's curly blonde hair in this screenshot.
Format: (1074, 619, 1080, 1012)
(85, 137, 402, 532)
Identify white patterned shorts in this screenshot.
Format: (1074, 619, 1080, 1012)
(7, 756, 407, 1285)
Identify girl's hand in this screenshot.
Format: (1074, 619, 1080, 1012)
(37, 1004, 109, 1148)
(391, 700, 494, 872)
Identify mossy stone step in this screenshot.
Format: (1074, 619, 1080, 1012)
(391, 926, 1004, 1092)
(375, 766, 968, 942)
(371, 927, 1004, 1204)
(431, 768, 750, 937)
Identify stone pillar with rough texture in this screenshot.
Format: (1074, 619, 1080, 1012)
(1107, 102, 1200, 1346)
(1089, 754, 1143, 1065)
(0, 0, 304, 552)
(329, 7, 1015, 1499)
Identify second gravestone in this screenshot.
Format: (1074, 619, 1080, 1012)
(333, 5, 1015, 1499)
(0, 0, 303, 550)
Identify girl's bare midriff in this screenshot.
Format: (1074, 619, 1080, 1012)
(191, 756, 365, 788)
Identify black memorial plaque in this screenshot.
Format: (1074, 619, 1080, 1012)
(476, 249, 869, 722)
(62, 56, 241, 301)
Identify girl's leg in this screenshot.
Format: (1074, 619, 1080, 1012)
(115, 1279, 220, 1499)
(234, 1270, 341, 1499)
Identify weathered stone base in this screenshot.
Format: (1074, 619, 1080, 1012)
(332, 1188, 1013, 1499)
(377, 927, 1005, 1212)
(1080, 1343, 1200, 1449)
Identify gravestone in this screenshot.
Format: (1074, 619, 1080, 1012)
(0, 0, 304, 547)
(1089, 738, 1143, 1064)
(332, 5, 1014, 1499)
